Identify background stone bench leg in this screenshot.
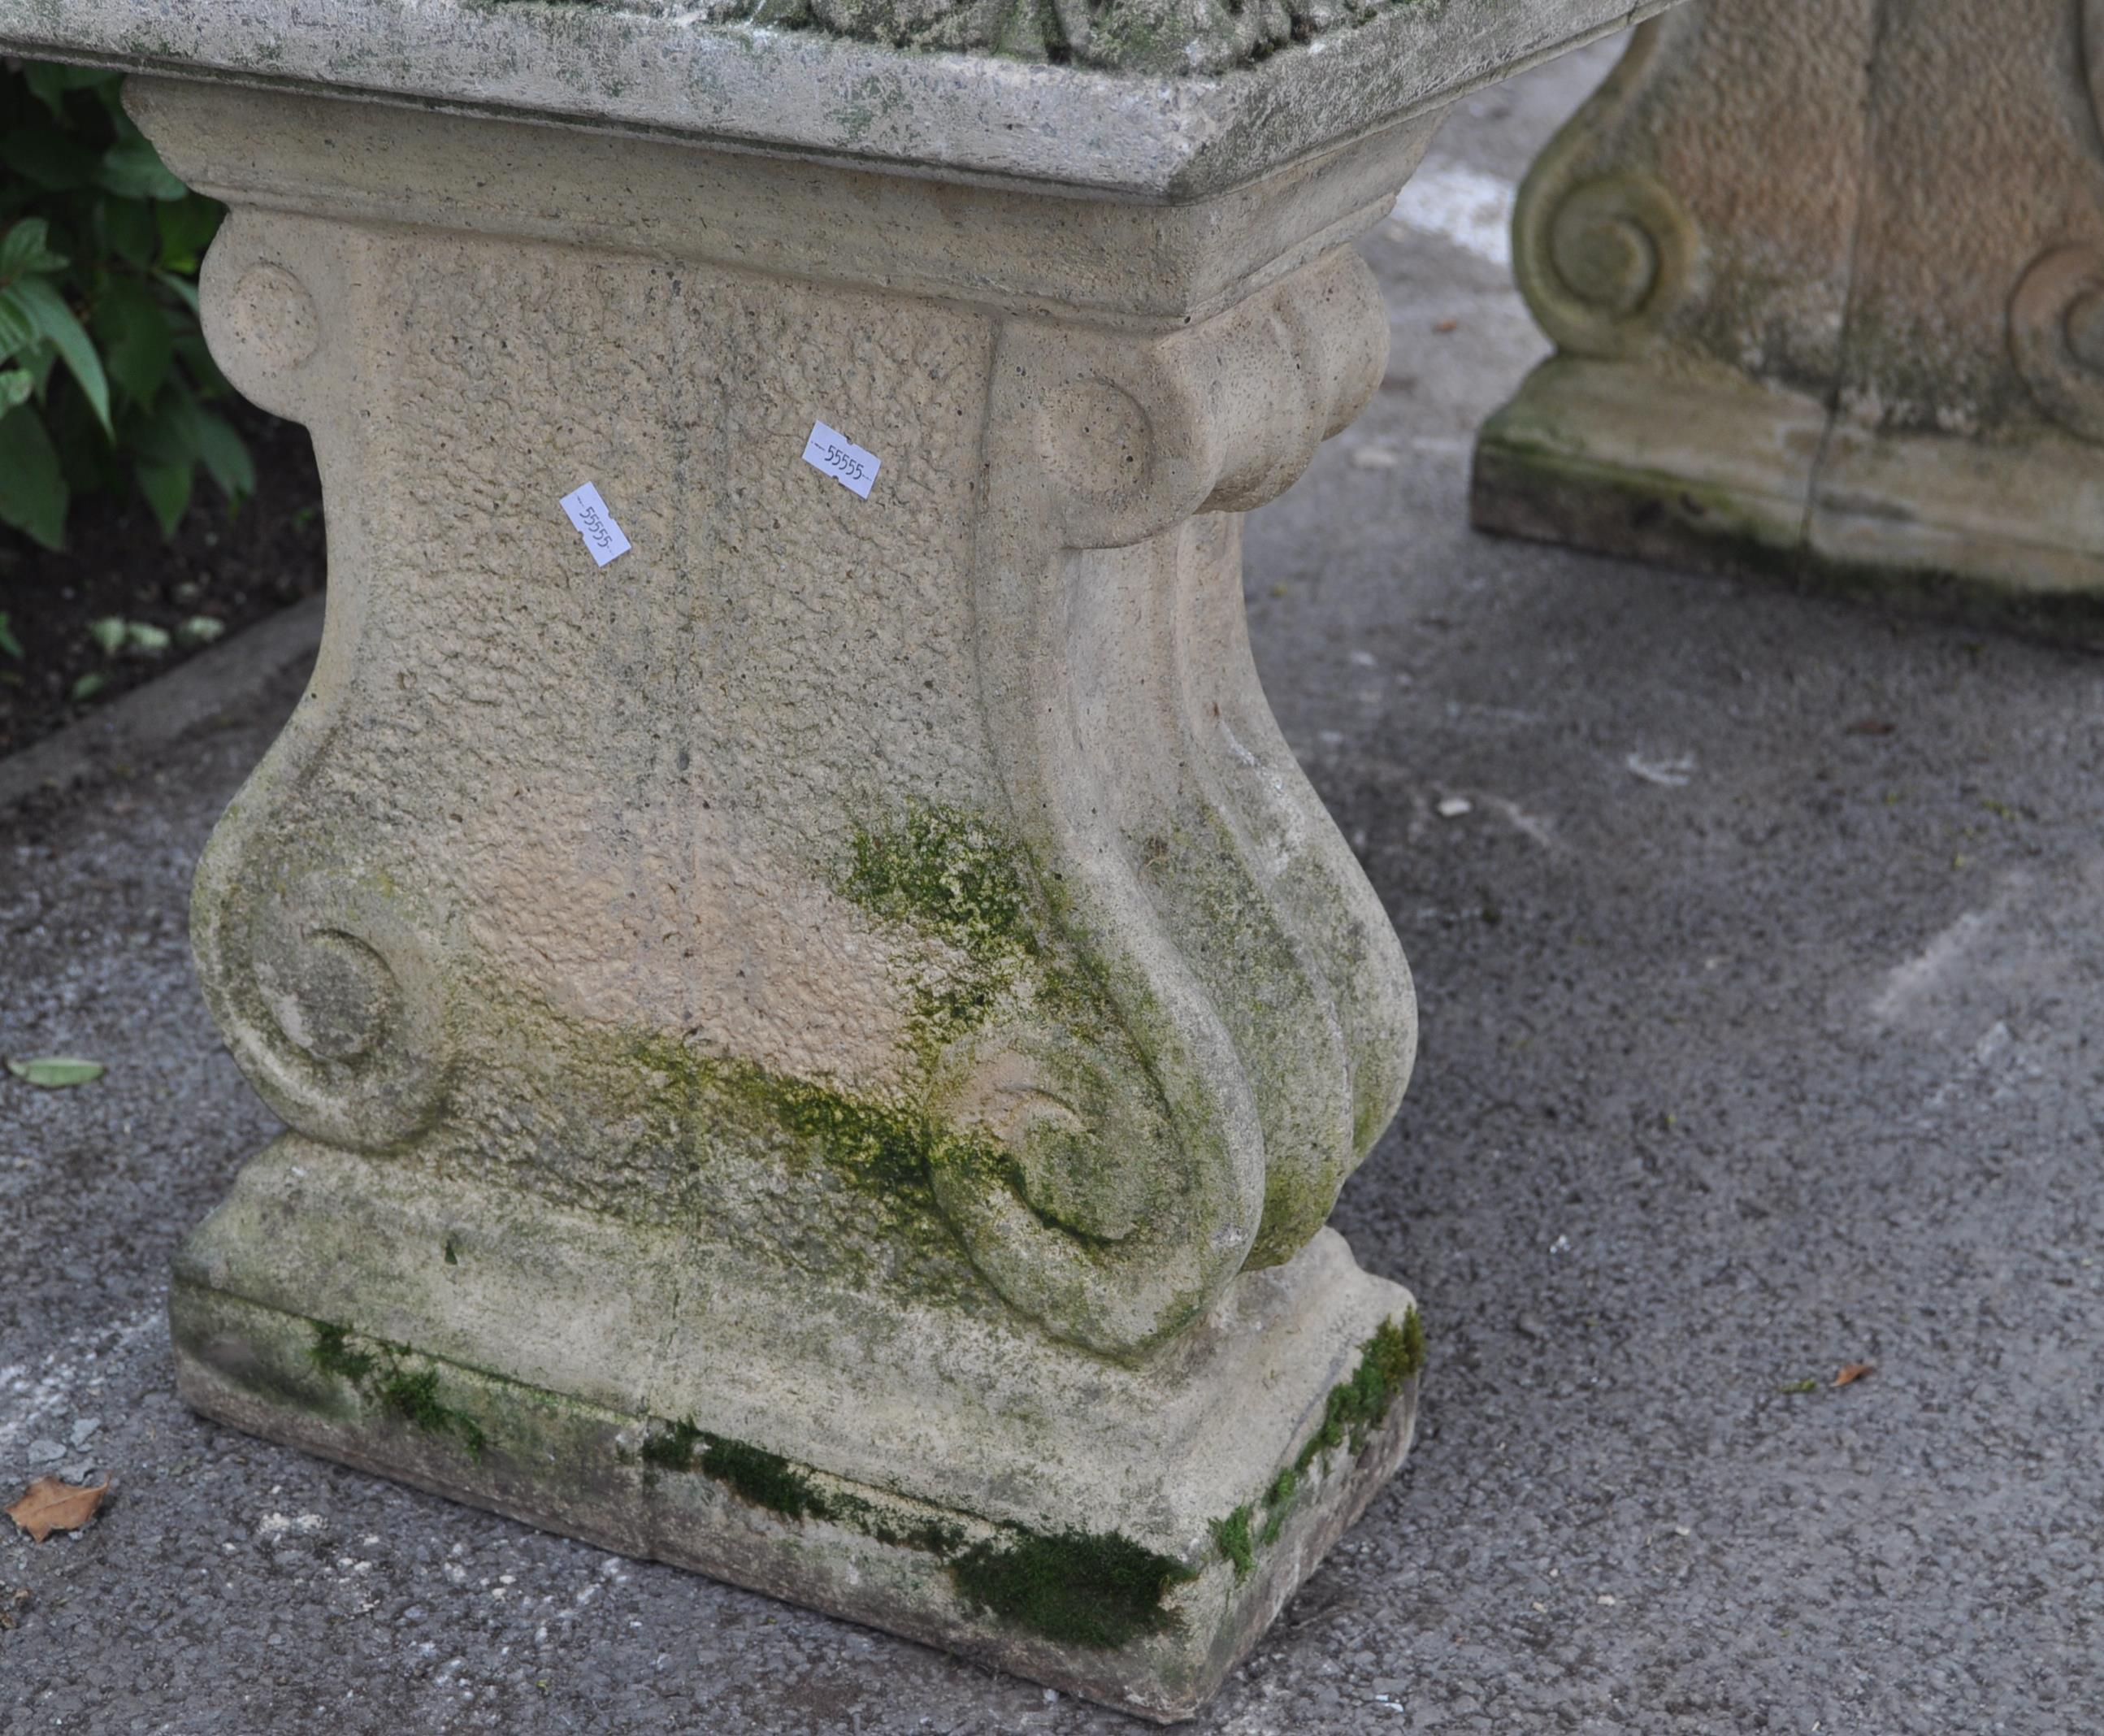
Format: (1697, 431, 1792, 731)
(1473, 0, 2104, 631)
(133, 74, 1434, 1723)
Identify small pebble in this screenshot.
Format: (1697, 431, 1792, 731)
(26, 1439, 64, 1465)
(1437, 796, 1473, 818)
(71, 1418, 101, 1446)
(1515, 1314, 1548, 1341)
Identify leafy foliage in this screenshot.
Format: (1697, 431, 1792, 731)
(0, 60, 249, 549)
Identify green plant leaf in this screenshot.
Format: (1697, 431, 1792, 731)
(153, 268, 200, 317)
(135, 458, 190, 537)
(21, 63, 120, 119)
(192, 406, 254, 498)
(176, 614, 225, 647)
(67, 671, 106, 703)
(0, 403, 67, 549)
(4, 277, 111, 434)
(102, 192, 158, 268)
(97, 136, 188, 202)
(0, 612, 21, 658)
(87, 615, 127, 654)
(0, 124, 101, 190)
(0, 368, 33, 413)
(154, 194, 222, 273)
(125, 621, 171, 656)
(0, 292, 36, 364)
(93, 276, 171, 408)
(0, 216, 68, 280)
(6, 1056, 106, 1088)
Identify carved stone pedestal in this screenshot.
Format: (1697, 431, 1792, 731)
(1476, 0, 2104, 631)
(2, 0, 1667, 1717)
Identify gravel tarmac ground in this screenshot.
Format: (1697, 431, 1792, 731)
(4, 37, 2101, 1736)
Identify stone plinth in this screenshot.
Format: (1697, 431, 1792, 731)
(1475, 0, 2104, 631)
(0, 0, 1669, 1717)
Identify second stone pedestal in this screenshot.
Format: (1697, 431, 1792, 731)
(1475, 0, 2104, 632)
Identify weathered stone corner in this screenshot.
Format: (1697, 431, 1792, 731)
(0, 0, 1664, 1716)
(1476, 0, 2104, 631)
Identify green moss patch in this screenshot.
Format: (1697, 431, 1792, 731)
(844, 801, 1033, 960)
(951, 1527, 1194, 1651)
(1295, 1309, 1423, 1473)
(640, 1417, 831, 1522)
(700, 1436, 830, 1521)
(1258, 1465, 1298, 1547)
(637, 1415, 1182, 1643)
(307, 1321, 488, 1460)
(1210, 1505, 1255, 1582)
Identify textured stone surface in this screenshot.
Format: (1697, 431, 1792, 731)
(1474, 0, 2104, 627)
(0, 0, 1646, 1712)
(0, 0, 1676, 197)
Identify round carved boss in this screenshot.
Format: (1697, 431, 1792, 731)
(210, 872, 453, 1151)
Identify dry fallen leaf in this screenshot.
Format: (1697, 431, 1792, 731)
(1834, 1362, 1876, 1387)
(0, 1586, 28, 1630)
(6, 1476, 110, 1543)
(1433, 318, 1461, 334)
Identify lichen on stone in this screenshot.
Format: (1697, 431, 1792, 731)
(492, 0, 1425, 75)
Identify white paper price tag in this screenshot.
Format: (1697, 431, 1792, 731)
(560, 481, 631, 566)
(802, 421, 880, 499)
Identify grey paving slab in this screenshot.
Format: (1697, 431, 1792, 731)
(4, 40, 2100, 1736)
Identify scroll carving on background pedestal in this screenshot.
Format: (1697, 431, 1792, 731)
(1477, 0, 2104, 628)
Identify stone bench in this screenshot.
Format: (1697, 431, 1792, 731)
(1475, 0, 2104, 630)
(0, 0, 1670, 1718)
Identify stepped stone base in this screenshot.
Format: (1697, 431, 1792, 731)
(1475, 358, 2104, 640)
(171, 1137, 1421, 1723)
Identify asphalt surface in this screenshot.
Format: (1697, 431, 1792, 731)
(5, 38, 2102, 1736)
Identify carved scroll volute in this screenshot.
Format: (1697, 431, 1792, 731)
(1510, 20, 1697, 359)
(938, 248, 1416, 1358)
(2008, 7, 2104, 441)
(180, 201, 457, 1152)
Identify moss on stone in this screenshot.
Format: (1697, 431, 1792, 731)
(1210, 1504, 1255, 1582)
(950, 1526, 1194, 1650)
(699, 1435, 831, 1521)
(640, 1415, 704, 1473)
(844, 801, 1034, 961)
(1258, 1465, 1299, 1546)
(1295, 1309, 1422, 1473)
(306, 1321, 488, 1460)
(377, 1365, 489, 1459)
(309, 1320, 375, 1386)
(638, 1415, 831, 1521)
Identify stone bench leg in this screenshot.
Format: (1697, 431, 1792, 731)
(136, 76, 1431, 1721)
(1474, 0, 2104, 627)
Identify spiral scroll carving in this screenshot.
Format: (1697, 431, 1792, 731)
(2010, 244, 2104, 444)
(926, 1022, 1230, 1357)
(198, 870, 453, 1152)
(1514, 170, 1694, 360)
